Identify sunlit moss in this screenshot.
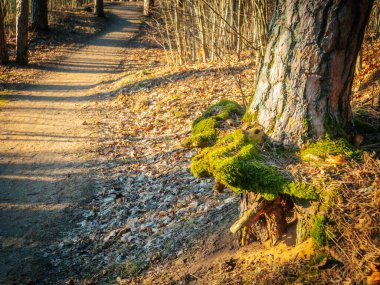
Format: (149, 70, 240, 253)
(191, 130, 317, 201)
(310, 215, 327, 246)
(283, 182, 318, 200)
(300, 137, 361, 161)
(193, 99, 243, 126)
(185, 100, 243, 148)
(184, 117, 217, 147)
(242, 111, 258, 124)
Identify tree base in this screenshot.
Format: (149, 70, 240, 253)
(237, 193, 292, 246)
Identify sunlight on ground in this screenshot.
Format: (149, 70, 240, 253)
(0, 203, 71, 211)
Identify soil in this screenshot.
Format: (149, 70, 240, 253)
(0, 3, 142, 284)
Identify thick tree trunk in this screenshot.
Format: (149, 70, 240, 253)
(31, 0, 49, 31)
(0, 0, 8, 65)
(94, 0, 104, 17)
(16, 0, 29, 65)
(248, 0, 373, 147)
(143, 0, 154, 16)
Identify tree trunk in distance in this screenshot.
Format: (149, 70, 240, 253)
(248, 0, 373, 147)
(143, 0, 154, 17)
(94, 0, 104, 17)
(16, 0, 29, 65)
(31, 0, 49, 31)
(0, 0, 8, 65)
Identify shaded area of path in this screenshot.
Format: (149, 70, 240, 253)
(0, 3, 142, 284)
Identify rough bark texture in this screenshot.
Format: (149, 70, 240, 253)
(238, 193, 287, 245)
(264, 199, 287, 245)
(143, 0, 154, 17)
(31, 0, 49, 31)
(16, 0, 28, 65)
(95, 0, 104, 17)
(0, 0, 8, 65)
(248, 0, 373, 147)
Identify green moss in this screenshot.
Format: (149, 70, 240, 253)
(242, 111, 258, 124)
(192, 117, 217, 134)
(193, 100, 243, 126)
(303, 118, 312, 138)
(323, 114, 348, 139)
(185, 100, 243, 148)
(184, 132, 217, 148)
(300, 137, 361, 161)
(191, 130, 317, 201)
(283, 182, 318, 200)
(310, 215, 327, 246)
(309, 252, 329, 266)
(184, 117, 218, 147)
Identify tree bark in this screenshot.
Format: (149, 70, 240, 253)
(0, 0, 8, 65)
(31, 0, 49, 31)
(237, 193, 287, 246)
(248, 0, 373, 147)
(94, 0, 104, 17)
(16, 0, 29, 65)
(143, 0, 154, 17)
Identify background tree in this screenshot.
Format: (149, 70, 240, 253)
(248, 0, 373, 147)
(94, 0, 104, 17)
(0, 0, 8, 65)
(16, 0, 28, 64)
(151, 0, 271, 65)
(143, 0, 155, 17)
(31, 0, 49, 31)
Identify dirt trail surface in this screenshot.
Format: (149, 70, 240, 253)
(0, 3, 142, 284)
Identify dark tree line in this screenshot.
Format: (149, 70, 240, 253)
(0, 0, 106, 65)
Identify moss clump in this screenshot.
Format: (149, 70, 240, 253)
(300, 137, 361, 161)
(323, 114, 348, 139)
(193, 100, 243, 125)
(310, 215, 327, 246)
(242, 111, 258, 124)
(184, 117, 218, 147)
(191, 130, 317, 201)
(283, 182, 318, 200)
(185, 100, 243, 148)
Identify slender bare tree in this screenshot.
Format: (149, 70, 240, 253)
(94, 0, 104, 17)
(31, 0, 49, 31)
(16, 0, 28, 65)
(0, 0, 8, 65)
(144, 0, 155, 16)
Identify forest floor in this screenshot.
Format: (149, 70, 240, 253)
(0, 2, 379, 285)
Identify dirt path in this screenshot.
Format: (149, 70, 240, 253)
(0, 3, 141, 284)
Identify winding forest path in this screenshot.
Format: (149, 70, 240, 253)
(0, 3, 141, 284)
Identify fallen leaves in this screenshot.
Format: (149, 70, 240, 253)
(368, 263, 380, 285)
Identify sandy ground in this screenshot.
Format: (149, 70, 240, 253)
(0, 3, 142, 284)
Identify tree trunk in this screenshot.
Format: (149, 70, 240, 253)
(16, 0, 29, 65)
(248, 0, 373, 147)
(0, 0, 8, 65)
(143, 0, 154, 17)
(94, 0, 104, 17)
(31, 0, 49, 31)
